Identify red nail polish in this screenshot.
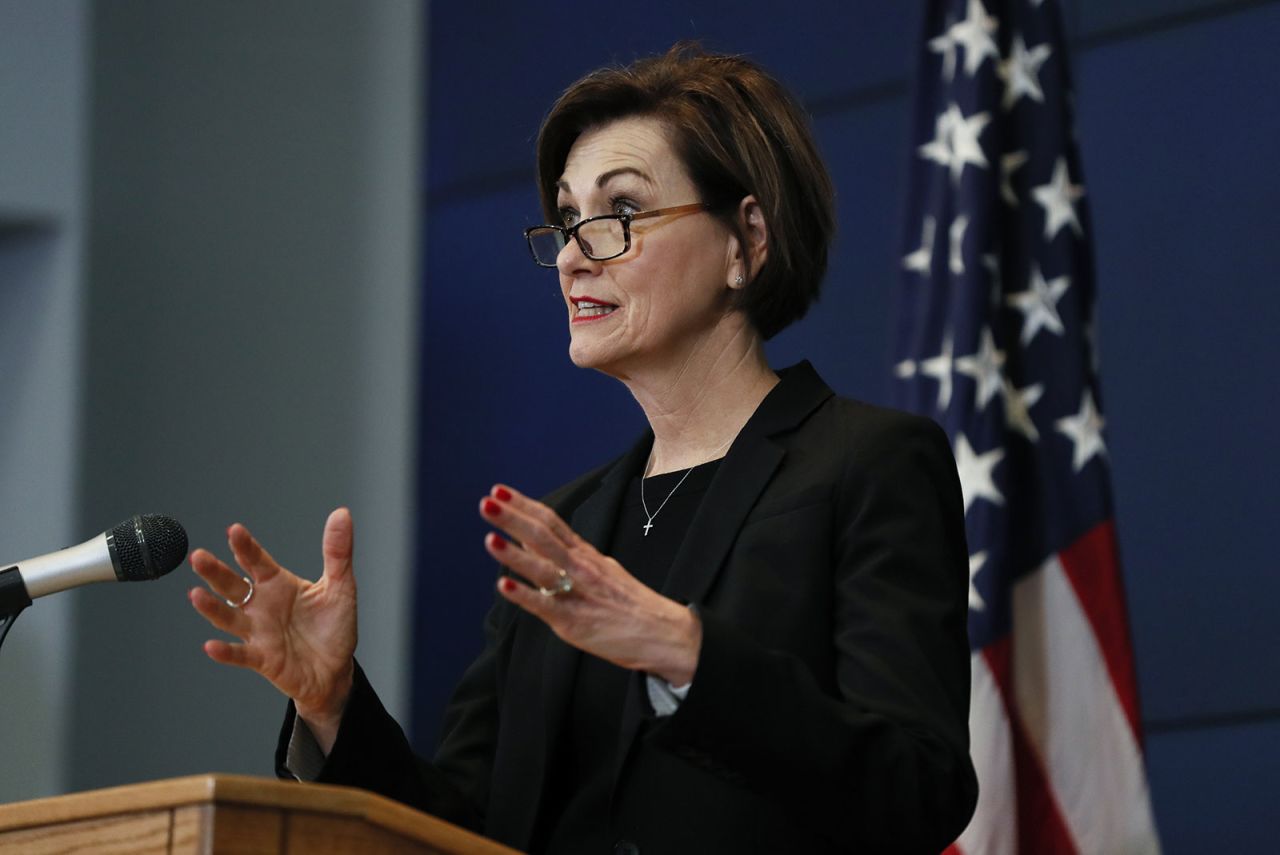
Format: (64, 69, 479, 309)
(494, 487, 513, 502)
(500, 577, 517, 593)
(482, 498, 502, 517)
(489, 533, 506, 551)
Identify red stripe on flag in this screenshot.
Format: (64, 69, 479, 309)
(1057, 519, 1144, 742)
(984, 636, 1078, 855)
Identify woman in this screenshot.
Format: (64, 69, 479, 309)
(189, 44, 977, 854)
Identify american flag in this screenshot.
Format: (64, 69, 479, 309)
(890, 1, 1161, 852)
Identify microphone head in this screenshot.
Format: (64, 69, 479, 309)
(108, 515, 189, 582)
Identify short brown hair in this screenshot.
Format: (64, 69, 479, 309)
(536, 43, 835, 340)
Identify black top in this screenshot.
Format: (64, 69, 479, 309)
(541, 459, 723, 854)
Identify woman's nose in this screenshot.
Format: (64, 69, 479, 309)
(556, 234, 601, 277)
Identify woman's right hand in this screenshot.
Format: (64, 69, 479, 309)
(188, 507, 358, 754)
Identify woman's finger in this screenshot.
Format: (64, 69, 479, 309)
(202, 638, 260, 671)
(190, 547, 239, 585)
(227, 523, 284, 584)
(495, 573, 561, 625)
(320, 507, 355, 585)
(190, 549, 254, 604)
(490, 484, 580, 546)
(480, 497, 574, 567)
(188, 586, 248, 636)
(485, 532, 571, 593)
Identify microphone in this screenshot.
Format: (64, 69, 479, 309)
(0, 515, 189, 613)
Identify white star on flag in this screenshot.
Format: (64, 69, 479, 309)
(998, 35, 1053, 110)
(955, 327, 1006, 409)
(949, 0, 1000, 77)
(902, 216, 936, 274)
(929, 17, 959, 82)
(920, 332, 956, 410)
(1032, 156, 1085, 240)
(1002, 378, 1044, 442)
(918, 109, 956, 167)
(918, 103, 991, 185)
(1055, 389, 1107, 471)
(950, 215, 970, 275)
(953, 433, 1005, 513)
(1006, 264, 1070, 344)
(947, 104, 991, 183)
(968, 550, 989, 610)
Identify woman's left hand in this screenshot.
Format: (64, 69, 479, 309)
(479, 484, 701, 686)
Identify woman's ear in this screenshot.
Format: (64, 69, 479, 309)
(730, 195, 769, 289)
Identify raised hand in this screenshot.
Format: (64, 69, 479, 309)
(479, 485, 701, 686)
(189, 508, 358, 752)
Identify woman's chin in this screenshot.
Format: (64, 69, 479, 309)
(568, 340, 634, 378)
(568, 327, 608, 365)
(568, 342, 609, 371)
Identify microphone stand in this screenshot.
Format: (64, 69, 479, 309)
(0, 567, 32, 654)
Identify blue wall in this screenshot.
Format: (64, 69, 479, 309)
(413, 1, 1280, 848)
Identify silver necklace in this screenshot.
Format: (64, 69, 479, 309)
(640, 436, 733, 535)
(640, 465, 696, 536)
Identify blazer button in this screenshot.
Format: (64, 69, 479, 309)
(613, 840, 640, 855)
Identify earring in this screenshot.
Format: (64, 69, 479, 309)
(734, 274, 745, 286)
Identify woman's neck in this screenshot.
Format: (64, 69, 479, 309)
(621, 334, 778, 476)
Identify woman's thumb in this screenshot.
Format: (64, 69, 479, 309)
(321, 507, 355, 582)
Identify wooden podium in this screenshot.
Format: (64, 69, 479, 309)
(0, 774, 523, 854)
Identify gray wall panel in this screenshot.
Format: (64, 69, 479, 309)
(0, 0, 87, 804)
(67, 0, 422, 792)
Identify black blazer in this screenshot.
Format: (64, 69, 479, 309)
(279, 362, 978, 854)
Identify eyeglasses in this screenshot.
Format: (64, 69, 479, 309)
(523, 202, 710, 268)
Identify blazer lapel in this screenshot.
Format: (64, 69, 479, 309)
(666, 360, 832, 606)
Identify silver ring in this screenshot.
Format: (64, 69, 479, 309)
(538, 569, 573, 598)
(225, 576, 254, 609)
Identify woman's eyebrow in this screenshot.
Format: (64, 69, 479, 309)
(595, 167, 653, 189)
(556, 166, 654, 197)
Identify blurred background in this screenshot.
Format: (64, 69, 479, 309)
(1, 0, 1276, 851)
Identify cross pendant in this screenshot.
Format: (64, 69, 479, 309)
(643, 520, 654, 536)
